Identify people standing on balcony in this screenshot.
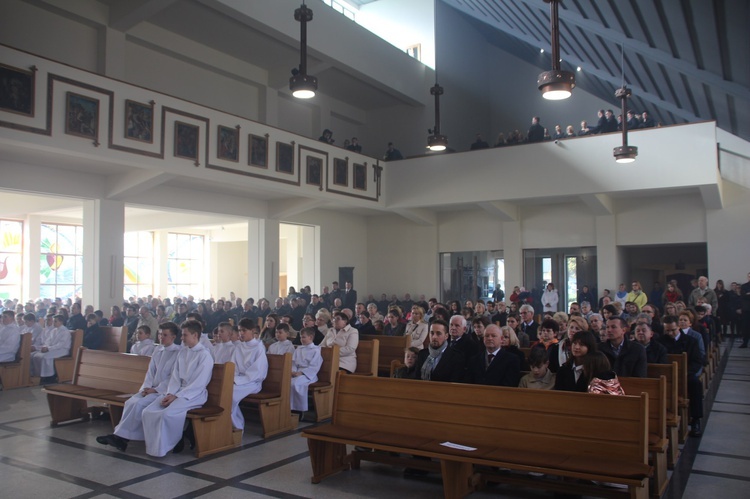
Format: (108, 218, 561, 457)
(527, 116, 544, 143)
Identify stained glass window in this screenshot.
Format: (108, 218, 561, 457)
(167, 233, 205, 298)
(124, 231, 154, 299)
(40, 223, 83, 300)
(0, 219, 23, 300)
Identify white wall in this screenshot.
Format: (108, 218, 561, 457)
(210, 241, 248, 300)
(706, 180, 750, 284)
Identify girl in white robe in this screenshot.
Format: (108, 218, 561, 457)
(110, 326, 181, 443)
(141, 322, 213, 457)
(230, 326, 268, 431)
(30, 315, 71, 377)
(291, 328, 323, 412)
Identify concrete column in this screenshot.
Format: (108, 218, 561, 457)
(82, 199, 125, 311)
(502, 221, 523, 291)
(154, 230, 169, 299)
(247, 218, 279, 301)
(23, 215, 42, 301)
(595, 215, 619, 292)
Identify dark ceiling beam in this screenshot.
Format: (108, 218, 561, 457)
(475, 0, 750, 102)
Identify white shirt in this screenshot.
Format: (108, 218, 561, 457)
(213, 341, 236, 364)
(232, 339, 268, 386)
(0, 322, 21, 362)
(268, 339, 295, 355)
(131, 338, 156, 356)
(140, 343, 181, 394)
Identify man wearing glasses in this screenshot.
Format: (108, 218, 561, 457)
(519, 304, 538, 342)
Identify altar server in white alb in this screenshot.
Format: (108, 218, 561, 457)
(0, 310, 22, 363)
(141, 320, 213, 457)
(268, 323, 295, 355)
(186, 312, 215, 360)
(231, 318, 269, 431)
(130, 325, 156, 356)
(30, 314, 71, 380)
(213, 322, 236, 364)
(291, 327, 323, 412)
(20, 313, 43, 347)
(95, 322, 181, 452)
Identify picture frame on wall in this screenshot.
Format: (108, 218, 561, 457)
(174, 121, 199, 162)
(124, 99, 154, 143)
(353, 163, 367, 190)
(333, 158, 348, 186)
(217, 125, 239, 162)
(249, 133, 268, 168)
(65, 91, 99, 140)
(0, 63, 35, 116)
(306, 156, 322, 187)
(276, 141, 294, 174)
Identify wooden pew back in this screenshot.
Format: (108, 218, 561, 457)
(241, 353, 296, 437)
(99, 326, 126, 352)
(360, 335, 410, 376)
(311, 345, 339, 421)
(0, 332, 33, 389)
(353, 339, 379, 376)
(55, 329, 84, 383)
(332, 374, 649, 463)
(619, 375, 667, 442)
(667, 353, 689, 403)
(647, 363, 679, 421)
(73, 348, 151, 393)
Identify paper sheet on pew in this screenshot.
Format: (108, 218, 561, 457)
(440, 442, 477, 451)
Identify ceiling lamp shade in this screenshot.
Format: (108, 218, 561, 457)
(427, 83, 447, 151)
(538, 0, 575, 100)
(614, 86, 638, 163)
(290, 3, 317, 99)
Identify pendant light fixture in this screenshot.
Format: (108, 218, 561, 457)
(613, 45, 637, 163)
(537, 0, 575, 100)
(427, 0, 447, 151)
(290, 2, 317, 99)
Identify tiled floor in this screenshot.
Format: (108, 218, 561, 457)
(1, 338, 748, 498)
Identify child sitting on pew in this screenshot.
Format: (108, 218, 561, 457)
(268, 323, 295, 355)
(231, 318, 269, 433)
(213, 322, 236, 363)
(518, 346, 555, 389)
(392, 347, 420, 379)
(82, 313, 104, 350)
(291, 327, 323, 413)
(131, 326, 155, 356)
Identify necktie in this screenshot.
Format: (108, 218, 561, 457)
(487, 353, 495, 368)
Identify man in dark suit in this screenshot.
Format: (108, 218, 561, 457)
(342, 281, 357, 310)
(467, 325, 520, 386)
(417, 319, 466, 383)
(660, 315, 704, 436)
(593, 109, 607, 134)
(519, 304, 539, 342)
(448, 315, 480, 358)
(527, 116, 544, 143)
(598, 317, 647, 377)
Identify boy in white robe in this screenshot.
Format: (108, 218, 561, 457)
(21, 313, 43, 347)
(0, 310, 22, 363)
(186, 312, 215, 360)
(130, 326, 156, 356)
(231, 318, 269, 431)
(96, 322, 181, 452)
(291, 327, 323, 412)
(213, 322, 236, 364)
(268, 323, 295, 355)
(34, 314, 54, 350)
(30, 314, 71, 381)
(141, 320, 214, 457)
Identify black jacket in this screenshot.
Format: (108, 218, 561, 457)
(467, 349, 520, 387)
(417, 346, 467, 383)
(598, 338, 647, 377)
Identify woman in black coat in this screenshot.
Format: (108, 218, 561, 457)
(554, 331, 598, 392)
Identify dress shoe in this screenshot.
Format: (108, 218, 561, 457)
(690, 419, 702, 437)
(184, 425, 196, 450)
(97, 434, 128, 451)
(172, 436, 185, 454)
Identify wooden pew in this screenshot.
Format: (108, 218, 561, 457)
(0, 333, 33, 389)
(360, 334, 410, 376)
(187, 362, 239, 458)
(310, 345, 340, 422)
(647, 362, 681, 469)
(54, 329, 84, 383)
(352, 339, 378, 376)
(303, 375, 651, 499)
(43, 349, 238, 458)
(667, 353, 690, 443)
(99, 326, 126, 352)
(43, 348, 151, 427)
(620, 375, 669, 497)
(241, 353, 298, 438)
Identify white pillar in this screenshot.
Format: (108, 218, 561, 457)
(23, 215, 41, 301)
(595, 215, 619, 292)
(502, 221, 523, 291)
(247, 219, 279, 301)
(82, 199, 125, 311)
(154, 230, 169, 299)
